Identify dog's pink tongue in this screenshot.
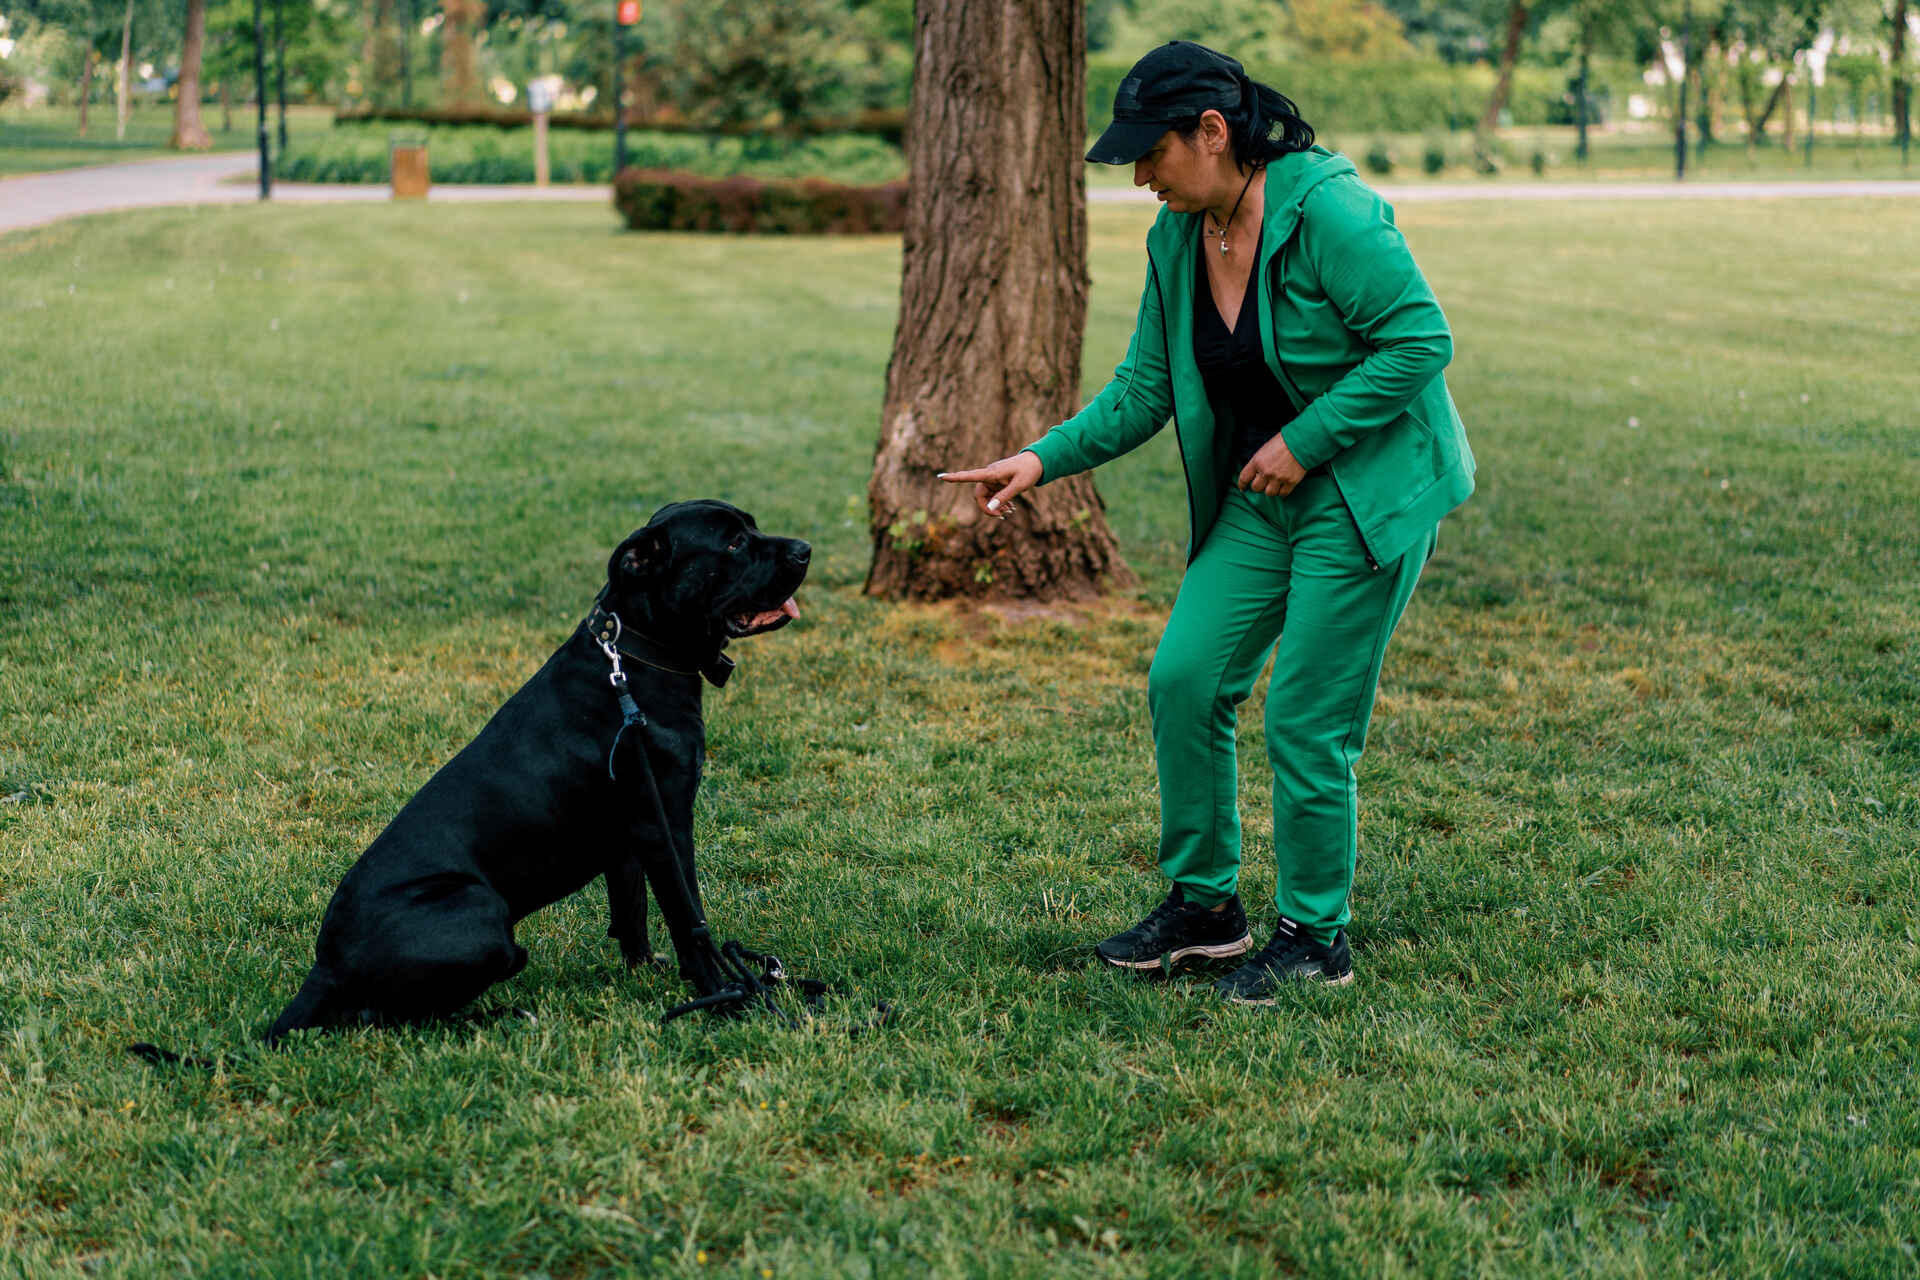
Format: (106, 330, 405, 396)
(744, 598, 800, 630)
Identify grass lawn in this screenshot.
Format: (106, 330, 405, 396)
(2, 195, 1917, 1276)
(0, 103, 333, 177)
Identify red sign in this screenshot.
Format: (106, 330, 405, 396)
(616, 0, 639, 24)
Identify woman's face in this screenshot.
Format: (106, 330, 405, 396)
(1128, 128, 1205, 211)
(1131, 114, 1231, 212)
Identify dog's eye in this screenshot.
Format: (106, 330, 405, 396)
(728, 536, 747, 553)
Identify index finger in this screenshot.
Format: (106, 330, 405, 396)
(937, 468, 998, 484)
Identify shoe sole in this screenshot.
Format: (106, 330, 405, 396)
(1221, 970, 1356, 1004)
(1099, 934, 1253, 972)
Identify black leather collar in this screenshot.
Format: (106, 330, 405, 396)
(583, 595, 734, 688)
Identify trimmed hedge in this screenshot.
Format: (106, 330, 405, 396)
(278, 124, 905, 186)
(613, 168, 907, 234)
(335, 104, 907, 144)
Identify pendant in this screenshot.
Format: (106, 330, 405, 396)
(1219, 238, 1230, 256)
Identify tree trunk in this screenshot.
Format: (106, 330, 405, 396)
(78, 46, 95, 137)
(170, 0, 214, 149)
(115, 0, 134, 141)
(440, 0, 485, 106)
(865, 0, 1132, 602)
(1736, 49, 1757, 149)
(221, 79, 232, 133)
(1693, 50, 1715, 147)
(1755, 75, 1793, 145)
(1478, 0, 1530, 135)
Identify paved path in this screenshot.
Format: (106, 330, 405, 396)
(5, 152, 1916, 234)
(0, 152, 609, 235)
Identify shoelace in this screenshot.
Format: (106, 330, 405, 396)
(1250, 922, 1308, 966)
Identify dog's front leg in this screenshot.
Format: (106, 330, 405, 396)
(605, 858, 664, 970)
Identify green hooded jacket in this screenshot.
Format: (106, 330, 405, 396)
(1025, 146, 1474, 569)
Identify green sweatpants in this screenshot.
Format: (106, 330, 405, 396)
(1148, 475, 1433, 944)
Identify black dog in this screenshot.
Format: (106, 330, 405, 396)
(133, 500, 808, 1061)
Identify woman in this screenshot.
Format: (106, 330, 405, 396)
(939, 41, 1474, 1004)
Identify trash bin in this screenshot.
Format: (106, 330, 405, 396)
(390, 132, 430, 199)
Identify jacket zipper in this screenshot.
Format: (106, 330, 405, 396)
(1150, 258, 1202, 562)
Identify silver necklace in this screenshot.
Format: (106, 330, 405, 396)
(1206, 167, 1261, 256)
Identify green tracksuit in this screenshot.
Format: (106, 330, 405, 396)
(1024, 147, 1474, 943)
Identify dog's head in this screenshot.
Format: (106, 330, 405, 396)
(606, 500, 810, 651)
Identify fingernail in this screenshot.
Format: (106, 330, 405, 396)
(987, 498, 1000, 512)
(936, 472, 949, 478)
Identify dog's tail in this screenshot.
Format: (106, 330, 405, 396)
(129, 967, 342, 1070)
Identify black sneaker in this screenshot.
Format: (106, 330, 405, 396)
(1095, 885, 1252, 973)
(1214, 920, 1354, 1004)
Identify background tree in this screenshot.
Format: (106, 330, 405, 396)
(361, 0, 402, 105)
(866, 0, 1132, 602)
(440, 0, 484, 104)
(660, 0, 870, 130)
(1724, 0, 1825, 143)
(1476, 0, 1534, 158)
(1544, 0, 1641, 159)
(1282, 0, 1416, 59)
(168, 0, 211, 147)
(1383, 0, 1509, 62)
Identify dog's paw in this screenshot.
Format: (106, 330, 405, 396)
(618, 939, 670, 972)
(679, 959, 727, 997)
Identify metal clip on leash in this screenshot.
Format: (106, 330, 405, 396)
(596, 612, 836, 1027)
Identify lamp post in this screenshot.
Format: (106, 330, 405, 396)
(274, 0, 286, 153)
(613, 0, 639, 174)
(252, 0, 270, 198)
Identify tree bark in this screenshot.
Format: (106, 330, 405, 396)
(1478, 0, 1531, 135)
(1755, 76, 1790, 142)
(115, 0, 134, 141)
(78, 46, 95, 137)
(440, 0, 485, 106)
(170, 0, 214, 149)
(866, 0, 1132, 602)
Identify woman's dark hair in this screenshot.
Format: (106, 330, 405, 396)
(1173, 75, 1315, 166)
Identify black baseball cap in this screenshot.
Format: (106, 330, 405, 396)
(1086, 41, 1247, 165)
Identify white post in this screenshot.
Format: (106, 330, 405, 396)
(528, 79, 555, 188)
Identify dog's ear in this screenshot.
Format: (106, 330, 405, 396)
(609, 527, 670, 585)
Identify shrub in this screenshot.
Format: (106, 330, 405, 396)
(613, 169, 907, 234)
(1422, 139, 1447, 175)
(332, 104, 908, 144)
(1363, 139, 1393, 175)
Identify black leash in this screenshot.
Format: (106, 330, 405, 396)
(591, 612, 836, 1028)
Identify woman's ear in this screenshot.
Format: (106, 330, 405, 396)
(1202, 109, 1230, 154)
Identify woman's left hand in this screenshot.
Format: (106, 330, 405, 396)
(1237, 433, 1308, 497)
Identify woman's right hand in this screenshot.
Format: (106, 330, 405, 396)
(937, 451, 1044, 520)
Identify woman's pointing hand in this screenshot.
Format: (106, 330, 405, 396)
(938, 451, 1045, 520)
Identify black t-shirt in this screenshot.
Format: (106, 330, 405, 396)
(1193, 223, 1298, 478)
